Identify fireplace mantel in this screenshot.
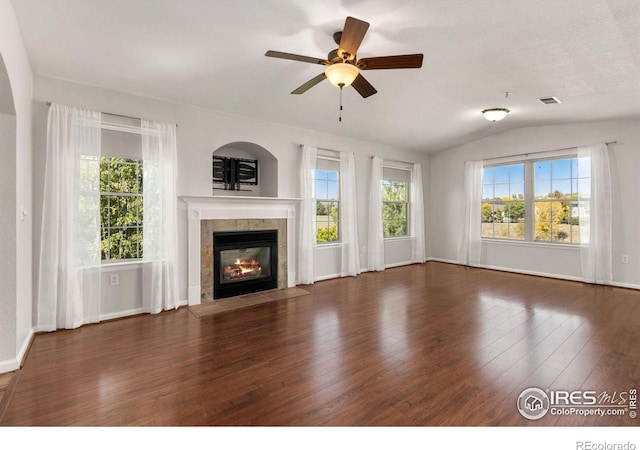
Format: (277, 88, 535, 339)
(181, 195, 301, 305)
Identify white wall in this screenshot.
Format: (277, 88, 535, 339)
(0, 0, 33, 373)
(31, 75, 430, 317)
(429, 120, 640, 287)
(0, 112, 16, 366)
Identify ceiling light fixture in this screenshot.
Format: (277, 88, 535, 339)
(325, 63, 359, 87)
(482, 92, 511, 122)
(482, 107, 510, 122)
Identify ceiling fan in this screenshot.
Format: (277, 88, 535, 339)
(265, 16, 423, 98)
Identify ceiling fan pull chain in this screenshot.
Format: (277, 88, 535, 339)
(339, 85, 343, 122)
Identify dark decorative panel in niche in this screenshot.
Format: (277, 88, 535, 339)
(212, 155, 258, 191)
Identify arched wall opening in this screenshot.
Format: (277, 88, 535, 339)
(212, 142, 278, 197)
(0, 52, 17, 364)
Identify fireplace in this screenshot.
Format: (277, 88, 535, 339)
(213, 229, 278, 299)
(182, 195, 299, 305)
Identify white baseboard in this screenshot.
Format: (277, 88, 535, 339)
(0, 358, 19, 374)
(427, 259, 640, 290)
(610, 281, 640, 290)
(474, 263, 584, 283)
(16, 328, 34, 366)
(316, 261, 423, 281)
(0, 327, 35, 374)
(315, 273, 341, 282)
(427, 257, 460, 265)
(385, 260, 415, 269)
(99, 307, 145, 321)
(101, 302, 188, 321)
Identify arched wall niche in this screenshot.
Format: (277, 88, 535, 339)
(212, 141, 278, 197)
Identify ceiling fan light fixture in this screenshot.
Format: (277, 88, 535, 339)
(325, 63, 359, 87)
(482, 107, 510, 122)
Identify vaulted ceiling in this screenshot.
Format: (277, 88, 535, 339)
(10, 0, 640, 153)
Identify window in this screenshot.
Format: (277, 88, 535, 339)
(481, 155, 588, 244)
(100, 157, 143, 260)
(533, 157, 588, 243)
(99, 126, 144, 261)
(314, 155, 340, 243)
(482, 163, 525, 240)
(382, 165, 411, 237)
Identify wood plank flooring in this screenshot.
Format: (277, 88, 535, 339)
(1, 262, 639, 426)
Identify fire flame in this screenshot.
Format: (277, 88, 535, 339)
(223, 258, 263, 280)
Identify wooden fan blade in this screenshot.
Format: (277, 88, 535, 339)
(265, 50, 328, 65)
(291, 73, 327, 94)
(351, 74, 377, 98)
(338, 16, 369, 59)
(357, 54, 424, 70)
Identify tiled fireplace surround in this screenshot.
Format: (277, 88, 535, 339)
(181, 196, 300, 305)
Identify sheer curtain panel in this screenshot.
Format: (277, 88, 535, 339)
(578, 143, 612, 284)
(457, 160, 483, 266)
(297, 145, 317, 284)
(367, 156, 385, 271)
(410, 163, 426, 263)
(340, 151, 361, 276)
(141, 119, 180, 313)
(38, 103, 102, 330)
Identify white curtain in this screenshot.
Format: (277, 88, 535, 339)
(367, 156, 385, 271)
(297, 145, 317, 284)
(578, 143, 612, 284)
(410, 163, 426, 263)
(141, 119, 180, 313)
(340, 151, 361, 277)
(457, 160, 483, 266)
(38, 103, 102, 330)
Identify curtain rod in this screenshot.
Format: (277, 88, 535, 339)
(383, 164, 412, 171)
(370, 155, 414, 166)
(482, 141, 617, 162)
(45, 101, 178, 127)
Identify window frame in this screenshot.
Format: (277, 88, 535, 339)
(381, 164, 412, 240)
(99, 156, 144, 262)
(313, 154, 341, 245)
(481, 154, 586, 246)
(481, 162, 526, 241)
(381, 178, 409, 238)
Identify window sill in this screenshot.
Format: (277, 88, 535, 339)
(384, 236, 412, 242)
(316, 242, 342, 249)
(101, 260, 143, 271)
(481, 238, 580, 251)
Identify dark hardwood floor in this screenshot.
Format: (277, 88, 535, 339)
(1, 262, 639, 426)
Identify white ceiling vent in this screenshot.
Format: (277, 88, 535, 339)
(538, 96, 561, 104)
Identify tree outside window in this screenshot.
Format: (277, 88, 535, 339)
(382, 180, 408, 237)
(482, 163, 526, 240)
(481, 156, 588, 244)
(100, 157, 144, 260)
(313, 163, 340, 243)
(533, 158, 586, 243)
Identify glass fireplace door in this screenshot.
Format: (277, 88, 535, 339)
(220, 246, 271, 284)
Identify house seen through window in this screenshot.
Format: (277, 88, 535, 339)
(482, 155, 589, 244)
